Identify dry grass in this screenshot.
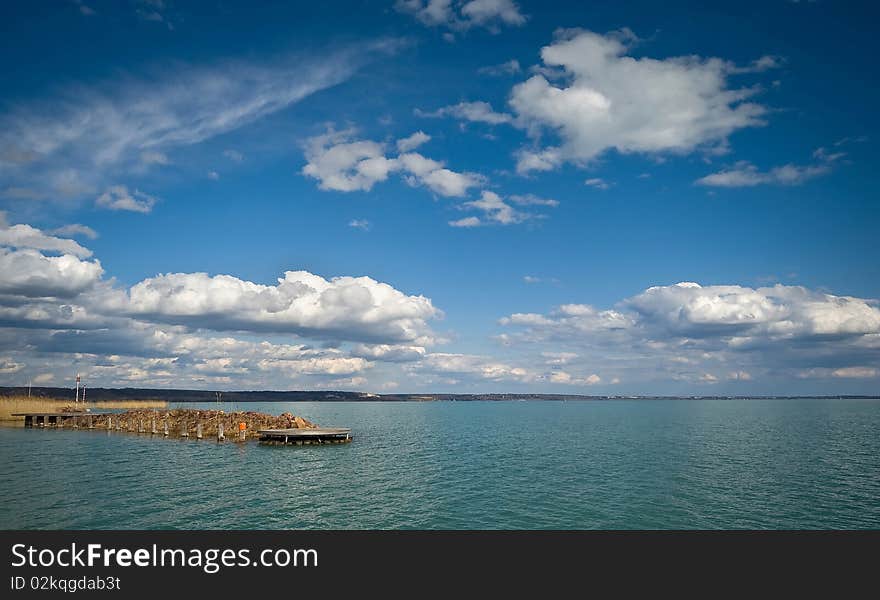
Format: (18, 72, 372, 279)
(0, 396, 168, 421)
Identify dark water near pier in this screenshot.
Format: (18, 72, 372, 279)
(1, 399, 878, 529)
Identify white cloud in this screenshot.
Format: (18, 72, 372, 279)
(352, 343, 426, 362)
(626, 282, 880, 337)
(417, 101, 512, 125)
(542, 351, 578, 364)
(417, 352, 535, 382)
(509, 194, 559, 207)
(0, 247, 103, 298)
(729, 55, 786, 74)
(549, 371, 601, 385)
(96, 186, 157, 213)
(696, 149, 843, 187)
(395, 0, 526, 32)
(49, 224, 98, 240)
(831, 367, 878, 378)
(798, 367, 879, 379)
(509, 29, 768, 173)
(461, 0, 526, 27)
(448, 216, 482, 228)
(0, 360, 23, 374)
(101, 270, 441, 344)
(0, 222, 92, 258)
(396, 131, 431, 152)
(302, 130, 395, 192)
(349, 219, 371, 230)
(727, 370, 752, 380)
(207, 171, 220, 180)
(0, 220, 451, 389)
(223, 149, 244, 162)
(0, 41, 394, 199)
(456, 190, 533, 225)
(514, 147, 561, 174)
(302, 128, 482, 197)
(500, 282, 880, 386)
(478, 59, 521, 76)
(585, 177, 612, 190)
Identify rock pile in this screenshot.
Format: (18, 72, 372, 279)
(84, 408, 316, 441)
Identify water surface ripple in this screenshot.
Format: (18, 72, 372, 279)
(1, 399, 878, 529)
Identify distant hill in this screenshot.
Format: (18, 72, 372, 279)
(1, 386, 876, 402)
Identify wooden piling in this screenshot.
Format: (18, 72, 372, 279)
(196, 423, 203, 439)
(163, 420, 169, 437)
(218, 423, 225, 441)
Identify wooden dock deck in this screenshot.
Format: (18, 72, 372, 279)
(257, 427, 352, 445)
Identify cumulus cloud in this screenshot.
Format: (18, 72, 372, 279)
(100, 270, 441, 344)
(0, 219, 449, 389)
(452, 190, 538, 226)
(302, 128, 483, 197)
(0, 222, 93, 258)
(417, 101, 512, 125)
(0, 247, 103, 298)
(352, 343, 427, 362)
(395, 0, 526, 32)
(500, 282, 880, 386)
(96, 186, 157, 213)
(625, 282, 880, 337)
(396, 131, 431, 152)
(509, 29, 769, 173)
(549, 371, 601, 385)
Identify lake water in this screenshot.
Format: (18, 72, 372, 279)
(1, 399, 878, 529)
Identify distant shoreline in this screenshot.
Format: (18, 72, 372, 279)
(2, 386, 878, 403)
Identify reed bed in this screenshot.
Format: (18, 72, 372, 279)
(0, 396, 168, 421)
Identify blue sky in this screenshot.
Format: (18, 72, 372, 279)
(0, 0, 878, 394)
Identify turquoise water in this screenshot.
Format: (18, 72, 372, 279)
(1, 399, 878, 529)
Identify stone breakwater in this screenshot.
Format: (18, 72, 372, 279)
(82, 408, 316, 441)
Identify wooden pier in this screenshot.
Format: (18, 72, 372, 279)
(14, 412, 107, 428)
(257, 427, 352, 445)
(13, 410, 352, 446)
